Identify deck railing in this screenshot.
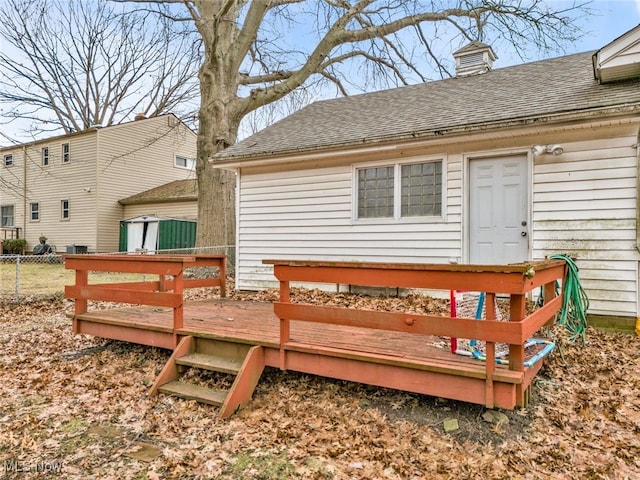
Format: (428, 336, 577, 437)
(65, 254, 226, 336)
(264, 258, 566, 407)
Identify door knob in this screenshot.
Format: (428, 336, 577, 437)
(521, 231, 527, 237)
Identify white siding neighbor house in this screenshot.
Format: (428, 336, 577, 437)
(212, 26, 640, 331)
(0, 114, 196, 253)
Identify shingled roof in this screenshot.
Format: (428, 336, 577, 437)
(215, 51, 640, 162)
(118, 179, 197, 205)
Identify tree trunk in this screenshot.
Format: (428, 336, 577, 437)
(194, 6, 239, 259)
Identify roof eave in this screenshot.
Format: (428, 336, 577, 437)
(211, 103, 640, 169)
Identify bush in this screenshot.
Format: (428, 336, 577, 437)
(1, 239, 27, 254)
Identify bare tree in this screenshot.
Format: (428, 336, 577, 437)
(120, 0, 589, 250)
(0, 0, 201, 139)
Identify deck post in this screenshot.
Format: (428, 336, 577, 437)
(73, 268, 88, 333)
(159, 274, 166, 292)
(173, 267, 185, 348)
(484, 292, 496, 408)
(219, 256, 227, 297)
(543, 281, 557, 326)
(509, 293, 527, 406)
(279, 279, 290, 370)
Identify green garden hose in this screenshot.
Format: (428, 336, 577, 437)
(549, 254, 589, 344)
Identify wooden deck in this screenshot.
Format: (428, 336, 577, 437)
(65, 254, 567, 415)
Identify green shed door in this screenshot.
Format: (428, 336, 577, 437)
(158, 220, 196, 250)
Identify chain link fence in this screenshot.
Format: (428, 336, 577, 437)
(0, 246, 235, 303)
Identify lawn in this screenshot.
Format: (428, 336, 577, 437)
(0, 289, 639, 479)
(0, 259, 150, 301)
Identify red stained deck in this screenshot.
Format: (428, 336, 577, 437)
(65, 254, 566, 413)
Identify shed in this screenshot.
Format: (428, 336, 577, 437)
(119, 216, 196, 253)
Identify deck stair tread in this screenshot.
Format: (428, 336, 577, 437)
(158, 381, 227, 406)
(176, 353, 243, 374)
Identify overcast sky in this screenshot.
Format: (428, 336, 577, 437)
(0, 0, 639, 147)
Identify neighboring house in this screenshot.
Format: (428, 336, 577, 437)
(211, 25, 640, 329)
(118, 179, 198, 221)
(0, 114, 196, 253)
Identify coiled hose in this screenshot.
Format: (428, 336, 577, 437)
(549, 254, 589, 344)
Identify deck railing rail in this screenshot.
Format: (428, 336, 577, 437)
(263, 258, 567, 408)
(65, 254, 226, 336)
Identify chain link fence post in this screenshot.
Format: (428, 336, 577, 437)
(14, 255, 20, 302)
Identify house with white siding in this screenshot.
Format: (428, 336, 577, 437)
(0, 114, 196, 253)
(212, 25, 640, 331)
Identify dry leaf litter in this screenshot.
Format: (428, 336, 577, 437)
(0, 282, 638, 479)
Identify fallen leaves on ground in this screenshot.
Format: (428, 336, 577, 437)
(0, 291, 639, 479)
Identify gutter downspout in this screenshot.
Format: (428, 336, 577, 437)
(22, 145, 27, 242)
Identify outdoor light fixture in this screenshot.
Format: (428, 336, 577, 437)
(531, 144, 564, 156)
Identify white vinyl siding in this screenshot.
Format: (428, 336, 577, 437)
(236, 162, 461, 290)
(235, 123, 639, 321)
(532, 134, 639, 317)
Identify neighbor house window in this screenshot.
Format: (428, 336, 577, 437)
(356, 159, 443, 220)
(174, 155, 195, 170)
(4, 154, 13, 167)
(30, 202, 40, 221)
(1, 205, 14, 227)
(62, 143, 70, 163)
(42, 147, 49, 166)
(61, 199, 69, 220)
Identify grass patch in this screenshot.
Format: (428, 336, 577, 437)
(224, 451, 296, 479)
(0, 261, 151, 300)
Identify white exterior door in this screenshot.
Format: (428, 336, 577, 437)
(469, 156, 529, 265)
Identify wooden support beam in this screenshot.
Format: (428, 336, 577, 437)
(279, 281, 290, 370)
(273, 302, 524, 344)
(73, 269, 88, 333)
(66, 285, 181, 307)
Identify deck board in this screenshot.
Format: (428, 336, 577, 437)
(79, 298, 516, 373)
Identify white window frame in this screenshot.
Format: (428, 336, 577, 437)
(352, 156, 446, 223)
(61, 199, 69, 220)
(174, 155, 195, 170)
(62, 143, 70, 163)
(4, 154, 13, 167)
(1, 205, 14, 227)
(42, 147, 49, 166)
(30, 202, 40, 222)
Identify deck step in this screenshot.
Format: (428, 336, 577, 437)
(176, 353, 243, 374)
(158, 381, 227, 406)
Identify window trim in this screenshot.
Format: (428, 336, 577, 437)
(42, 147, 49, 166)
(352, 156, 446, 224)
(4, 154, 13, 167)
(61, 143, 70, 163)
(30, 202, 40, 222)
(174, 155, 195, 170)
(61, 199, 70, 220)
